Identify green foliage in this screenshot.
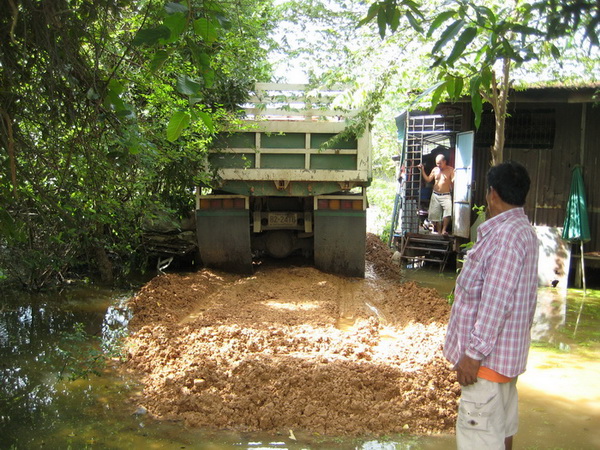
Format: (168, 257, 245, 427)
(167, 111, 192, 142)
(0, 0, 278, 289)
(358, 0, 600, 161)
(53, 323, 107, 381)
(368, 177, 397, 241)
(472, 203, 486, 217)
(128, 0, 276, 138)
(448, 204, 486, 304)
(2, 0, 598, 290)
(43, 319, 127, 381)
(272, 0, 371, 84)
(359, 0, 423, 38)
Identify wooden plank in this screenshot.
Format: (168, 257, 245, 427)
(209, 148, 359, 155)
(232, 120, 348, 133)
(254, 82, 349, 92)
(404, 246, 449, 253)
(217, 168, 370, 182)
(243, 108, 355, 118)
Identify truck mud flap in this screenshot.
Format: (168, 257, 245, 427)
(196, 209, 252, 274)
(314, 210, 366, 277)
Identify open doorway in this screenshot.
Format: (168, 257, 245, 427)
(389, 108, 473, 270)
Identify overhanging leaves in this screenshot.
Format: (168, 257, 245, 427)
(176, 75, 203, 96)
(194, 18, 219, 43)
(163, 12, 187, 44)
(428, 10, 456, 38)
(469, 75, 483, 129)
(431, 19, 465, 55)
(358, 2, 380, 28)
(194, 110, 214, 132)
(133, 26, 171, 46)
(377, 7, 388, 39)
(430, 80, 448, 112)
(474, 5, 496, 25)
(445, 27, 477, 65)
(406, 11, 423, 33)
(167, 111, 191, 142)
(0, 0, 277, 288)
(150, 50, 170, 73)
(165, 1, 188, 14)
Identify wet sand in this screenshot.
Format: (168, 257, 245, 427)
(121, 234, 459, 436)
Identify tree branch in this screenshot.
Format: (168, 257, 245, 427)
(7, 0, 18, 43)
(0, 108, 18, 198)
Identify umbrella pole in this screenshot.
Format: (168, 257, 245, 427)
(574, 241, 587, 338)
(580, 241, 587, 295)
(574, 293, 585, 337)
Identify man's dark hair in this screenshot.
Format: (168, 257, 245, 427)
(487, 161, 530, 206)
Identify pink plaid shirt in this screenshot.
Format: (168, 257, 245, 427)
(444, 207, 539, 378)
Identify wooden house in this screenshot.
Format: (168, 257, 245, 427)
(392, 84, 599, 286)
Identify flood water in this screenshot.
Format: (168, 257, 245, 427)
(1, 270, 599, 449)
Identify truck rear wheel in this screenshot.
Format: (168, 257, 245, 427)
(314, 209, 366, 277)
(196, 206, 253, 274)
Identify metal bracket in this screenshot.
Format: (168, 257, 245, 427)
(338, 181, 353, 191)
(253, 211, 262, 233)
(274, 180, 290, 190)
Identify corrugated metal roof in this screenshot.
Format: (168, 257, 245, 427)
(514, 81, 600, 90)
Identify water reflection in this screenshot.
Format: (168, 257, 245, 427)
(533, 287, 600, 348)
(402, 267, 600, 450)
(0, 286, 133, 448)
(402, 266, 599, 349)
(102, 297, 132, 352)
(531, 287, 568, 343)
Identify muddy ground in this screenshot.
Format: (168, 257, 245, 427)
(122, 234, 459, 437)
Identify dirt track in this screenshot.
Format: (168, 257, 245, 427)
(122, 234, 459, 436)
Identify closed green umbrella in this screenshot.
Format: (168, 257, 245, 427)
(562, 165, 590, 293)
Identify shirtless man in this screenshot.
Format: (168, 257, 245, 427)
(418, 154, 455, 235)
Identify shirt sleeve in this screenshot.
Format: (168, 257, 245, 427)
(465, 238, 523, 360)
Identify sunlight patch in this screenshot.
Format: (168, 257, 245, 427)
(262, 300, 322, 311)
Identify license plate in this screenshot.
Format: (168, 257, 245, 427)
(268, 213, 297, 226)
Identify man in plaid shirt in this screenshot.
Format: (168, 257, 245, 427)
(444, 161, 539, 450)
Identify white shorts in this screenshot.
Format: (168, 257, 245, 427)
(456, 378, 519, 450)
(428, 192, 452, 222)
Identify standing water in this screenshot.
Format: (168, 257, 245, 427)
(1, 271, 599, 449)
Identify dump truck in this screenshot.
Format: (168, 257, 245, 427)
(195, 83, 371, 277)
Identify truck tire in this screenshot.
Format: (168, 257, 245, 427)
(196, 209, 253, 274)
(314, 209, 366, 277)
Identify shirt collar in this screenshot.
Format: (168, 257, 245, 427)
(478, 207, 526, 239)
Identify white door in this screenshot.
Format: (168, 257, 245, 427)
(453, 131, 474, 238)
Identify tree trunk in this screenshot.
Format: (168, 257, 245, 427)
(491, 58, 512, 165)
(93, 245, 114, 284)
(0, 108, 18, 198)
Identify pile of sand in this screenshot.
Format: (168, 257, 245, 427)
(122, 234, 458, 436)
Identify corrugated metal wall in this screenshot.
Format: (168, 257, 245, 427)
(469, 100, 599, 253)
(582, 104, 600, 253)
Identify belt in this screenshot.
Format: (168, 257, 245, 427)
(433, 191, 451, 196)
